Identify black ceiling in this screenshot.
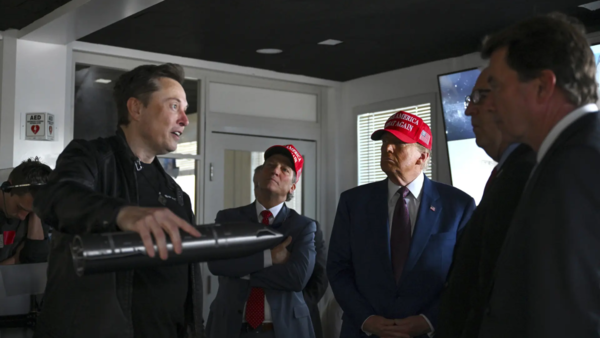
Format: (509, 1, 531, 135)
(0, 0, 71, 31)
(3, 0, 600, 81)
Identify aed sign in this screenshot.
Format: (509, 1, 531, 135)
(25, 113, 54, 141)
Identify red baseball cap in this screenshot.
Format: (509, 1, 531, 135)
(371, 111, 432, 150)
(264, 144, 304, 180)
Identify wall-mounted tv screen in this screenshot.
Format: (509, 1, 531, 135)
(438, 68, 496, 204)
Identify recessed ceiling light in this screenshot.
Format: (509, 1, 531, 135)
(95, 78, 112, 84)
(318, 39, 343, 46)
(580, 0, 600, 10)
(256, 49, 283, 54)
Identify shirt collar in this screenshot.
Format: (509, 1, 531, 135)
(497, 143, 520, 170)
(537, 103, 598, 163)
(388, 172, 425, 202)
(255, 200, 284, 221)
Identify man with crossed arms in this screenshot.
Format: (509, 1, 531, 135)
(207, 144, 317, 338)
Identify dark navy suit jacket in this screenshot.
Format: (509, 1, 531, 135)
(480, 112, 600, 338)
(206, 202, 317, 338)
(437, 144, 536, 338)
(327, 175, 476, 338)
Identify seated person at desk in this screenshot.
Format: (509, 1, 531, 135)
(0, 158, 52, 265)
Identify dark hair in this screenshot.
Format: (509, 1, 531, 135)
(113, 63, 185, 126)
(8, 157, 52, 197)
(481, 12, 598, 106)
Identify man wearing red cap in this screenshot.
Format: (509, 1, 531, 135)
(328, 111, 475, 338)
(206, 144, 317, 338)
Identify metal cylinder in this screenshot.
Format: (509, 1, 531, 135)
(71, 222, 283, 276)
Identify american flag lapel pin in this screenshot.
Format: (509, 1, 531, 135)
(430, 206, 436, 212)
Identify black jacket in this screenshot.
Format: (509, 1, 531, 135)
(33, 129, 204, 338)
(480, 112, 600, 338)
(437, 144, 535, 338)
(302, 221, 328, 338)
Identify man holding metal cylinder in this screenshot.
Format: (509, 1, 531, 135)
(33, 63, 204, 338)
(206, 144, 317, 338)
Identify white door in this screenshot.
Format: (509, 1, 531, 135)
(201, 132, 317, 319)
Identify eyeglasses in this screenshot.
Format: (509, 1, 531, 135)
(465, 89, 491, 105)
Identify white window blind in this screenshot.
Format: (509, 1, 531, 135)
(357, 103, 433, 186)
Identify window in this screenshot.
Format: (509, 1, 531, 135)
(357, 103, 433, 185)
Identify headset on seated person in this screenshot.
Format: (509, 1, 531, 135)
(0, 180, 47, 215)
(0, 181, 46, 193)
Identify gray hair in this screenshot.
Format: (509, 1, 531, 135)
(415, 144, 431, 171)
(253, 164, 296, 202)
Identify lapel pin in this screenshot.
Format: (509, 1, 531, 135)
(430, 206, 436, 212)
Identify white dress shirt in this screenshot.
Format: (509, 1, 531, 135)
(241, 200, 284, 324)
(363, 173, 434, 336)
(536, 103, 598, 163)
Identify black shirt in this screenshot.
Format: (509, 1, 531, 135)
(132, 161, 190, 338)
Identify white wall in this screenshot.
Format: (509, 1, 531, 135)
(337, 52, 485, 193)
(0, 38, 3, 111)
(0, 32, 71, 169)
(13, 40, 70, 167)
(0, 31, 18, 169)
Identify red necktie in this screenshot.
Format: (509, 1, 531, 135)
(391, 187, 411, 284)
(484, 167, 499, 194)
(245, 210, 272, 328)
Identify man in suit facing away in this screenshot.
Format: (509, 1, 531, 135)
(206, 144, 317, 338)
(478, 13, 600, 338)
(436, 68, 536, 338)
(328, 111, 476, 338)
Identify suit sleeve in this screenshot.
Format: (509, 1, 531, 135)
(34, 140, 130, 234)
(207, 210, 265, 277)
(303, 221, 329, 306)
(327, 193, 377, 329)
(421, 196, 476, 330)
(462, 154, 534, 338)
(437, 215, 483, 338)
(456, 198, 476, 238)
(526, 147, 600, 337)
(249, 220, 316, 292)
